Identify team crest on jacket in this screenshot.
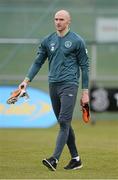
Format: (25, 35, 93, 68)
(65, 41, 72, 48)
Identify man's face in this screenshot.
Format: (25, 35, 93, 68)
(54, 11, 70, 32)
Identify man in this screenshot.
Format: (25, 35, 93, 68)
(19, 9, 89, 171)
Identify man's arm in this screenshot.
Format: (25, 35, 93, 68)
(19, 40, 48, 89)
(76, 39, 89, 105)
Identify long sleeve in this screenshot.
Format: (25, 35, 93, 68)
(76, 39, 89, 89)
(26, 40, 48, 81)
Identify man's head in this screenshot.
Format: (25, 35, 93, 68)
(54, 10, 71, 34)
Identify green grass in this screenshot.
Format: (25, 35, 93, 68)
(0, 120, 118, 179)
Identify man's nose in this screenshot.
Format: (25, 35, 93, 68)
(56, 20, 60, 23)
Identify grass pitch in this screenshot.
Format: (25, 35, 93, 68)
(0, 120, 118, 179)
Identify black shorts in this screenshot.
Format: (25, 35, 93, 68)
(49, 83, 78, 123)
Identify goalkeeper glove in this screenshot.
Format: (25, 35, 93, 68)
(81, 103, 90, 123)
(80, 89, 90, 123)
(7, 88, 29, 104)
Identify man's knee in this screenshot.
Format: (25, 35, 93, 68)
(59, 119, 70, 130)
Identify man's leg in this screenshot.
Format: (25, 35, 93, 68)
(52, 120, 70, 160)
(42, 84, 79, 170)
(64, 126, 83, 170)
(52, 84, 78, 160)
(67, 126, 79, 158)
(49, 83, 61, 119)
(42, 84, 61, 171)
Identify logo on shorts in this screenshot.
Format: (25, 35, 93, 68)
(65, 41, 72, 48)
(68, 94, 73, 97)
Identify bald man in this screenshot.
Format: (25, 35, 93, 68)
(19, 10, 89, 171)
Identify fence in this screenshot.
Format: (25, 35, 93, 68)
(0, 38, 118, 120)
(0, 38, 118, 85)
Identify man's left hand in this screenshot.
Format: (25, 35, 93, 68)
(81, 89, 89, 106)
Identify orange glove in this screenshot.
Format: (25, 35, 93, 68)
(81, 103, 90, 123)
(7, 88, 29, 104)
(80, 89, 90, 123)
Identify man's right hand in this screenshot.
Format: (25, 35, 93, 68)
(19, 78, 29, 90)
